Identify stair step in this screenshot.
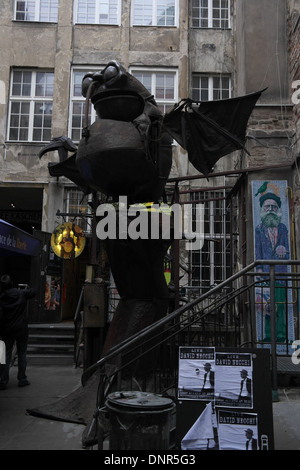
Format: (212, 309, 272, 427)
(29, 334, 73, 339)
(26, 355, 74, 366)
(28, 343, 73, 349)
(26, 323, 75, 365)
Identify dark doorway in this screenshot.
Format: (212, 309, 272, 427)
(0, 187, 43, 234)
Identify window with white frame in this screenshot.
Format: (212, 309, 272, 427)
(189, 190, 231, 294)
(74, 0, 121, 24)
(191, 0, 230, 29)
(192, 74, 231, 101)
(8, 69, 54, 142)
(131, 68, 178, 113)
(64, 188, 93, 233)
(14, 0, 58, 22)
(69, 68, 99, 142)
(132, 0, 178, 26)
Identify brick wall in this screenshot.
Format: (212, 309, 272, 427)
(288, 4, 300, 151)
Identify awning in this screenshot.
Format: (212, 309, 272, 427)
(0, 219, 40, 257)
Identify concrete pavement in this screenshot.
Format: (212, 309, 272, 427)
(0, 364, 86, 450)
(0, 363, 299, 450)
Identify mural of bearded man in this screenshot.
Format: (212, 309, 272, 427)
(254, 187, 290, 342)
(255, 192, 290, 274)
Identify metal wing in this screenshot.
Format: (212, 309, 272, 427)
(162, 89, 266, 177)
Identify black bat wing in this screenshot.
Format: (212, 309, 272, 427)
(162, 89, 266, 177)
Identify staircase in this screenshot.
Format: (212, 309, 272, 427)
(27, 323, 75, 365)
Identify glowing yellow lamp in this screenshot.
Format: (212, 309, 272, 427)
(51, 222, 86, 259)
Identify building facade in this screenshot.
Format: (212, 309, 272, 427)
(0, 1, 299, 329)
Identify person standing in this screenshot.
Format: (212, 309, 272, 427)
(245, 429, 258, 450)
(0, 275, 36, 389)
(201, 362, 215, 392)
(238, 369, 252, 402)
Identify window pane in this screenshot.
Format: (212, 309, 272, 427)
(132, 69, 176, 111)
(11, 102, 21, 113)
(35, 72, 54, 97)
(156, 73, 175, 99)
(99, 0, 118, 24)
(16, 1, 36, 21)
(12, 71, 32, 97)
(10, 114, 20, 128)
(9, 128, 19, 140)
(73, 72, 85, 97)
(40, 0, 59, 22)
(192, 0, 229, 28)
(16, 1, 26, 20)
(192, 75, 209, 101)
(133, 0, 153, 25)
(157, 0, 175, 26)
(33, 101, 52, 141)
(134, 72, 152, 93)
(20, 114, 30, 127)
(34, 114, 43, 127)
(20, 128, 29, 140)
(70, 91, 93, 142)
(192, 74, 230, 101)
(21, 102, 31, 114)
(9, 100, 30, 141)
(42, 127, 52, 141)
(33, 128, 42, 140)
(77, 0, 96, 23)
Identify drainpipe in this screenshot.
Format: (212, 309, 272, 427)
(270, 264, 278, 401)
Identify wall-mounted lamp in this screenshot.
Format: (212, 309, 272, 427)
(51, 222, 86, 259)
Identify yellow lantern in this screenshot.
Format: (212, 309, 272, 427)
(51, 222, 86, 259)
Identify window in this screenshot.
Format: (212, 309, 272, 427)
(64, 189, 93, 233)
(189, 190, 231, 294)
(132, 0, 178, 26)
(8, 69, 54, 142)
(14, 0, 58, 22)
(192, 74, 231, 101)
(69, 68, 98, 142)
(69, 67, 177, 140)
(131, 68, 178, 113)
(191, 0, 230, 29)
(74, 0, 121, 24)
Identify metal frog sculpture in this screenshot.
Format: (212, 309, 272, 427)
(40, 61, 264, 362)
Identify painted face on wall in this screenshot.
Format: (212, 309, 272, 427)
(260, 198, 282, 227)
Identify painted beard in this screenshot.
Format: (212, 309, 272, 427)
(260, 208, 282, 228)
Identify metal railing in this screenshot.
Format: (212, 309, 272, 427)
(81, 260, 300, 448)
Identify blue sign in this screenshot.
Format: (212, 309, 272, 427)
(0, 219, 40, 256)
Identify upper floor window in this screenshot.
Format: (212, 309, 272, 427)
(192, 74, 231, 101)
(74, 0, 121, 25)
(14, 0, 58, 22)
(69, 68, 98, 142)
(191, 0, 230, 29)
(131, 68, 178, 113)
(132, 0, 178, 26)
(8, 69, 54, 142)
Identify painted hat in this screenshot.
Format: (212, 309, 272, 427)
(259, 192, 281, 208)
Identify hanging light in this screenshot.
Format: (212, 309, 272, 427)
(51, 222, 86, 259)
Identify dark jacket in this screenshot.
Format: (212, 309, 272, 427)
(0, 287, 36, 338)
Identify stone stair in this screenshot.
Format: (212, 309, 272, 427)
(27, 323, 75, 365)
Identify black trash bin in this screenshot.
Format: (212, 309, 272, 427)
(106, 391, 175, 450)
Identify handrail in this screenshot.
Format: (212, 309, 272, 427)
(82, 260, 300, 385)
(96, 281, 256, 381)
